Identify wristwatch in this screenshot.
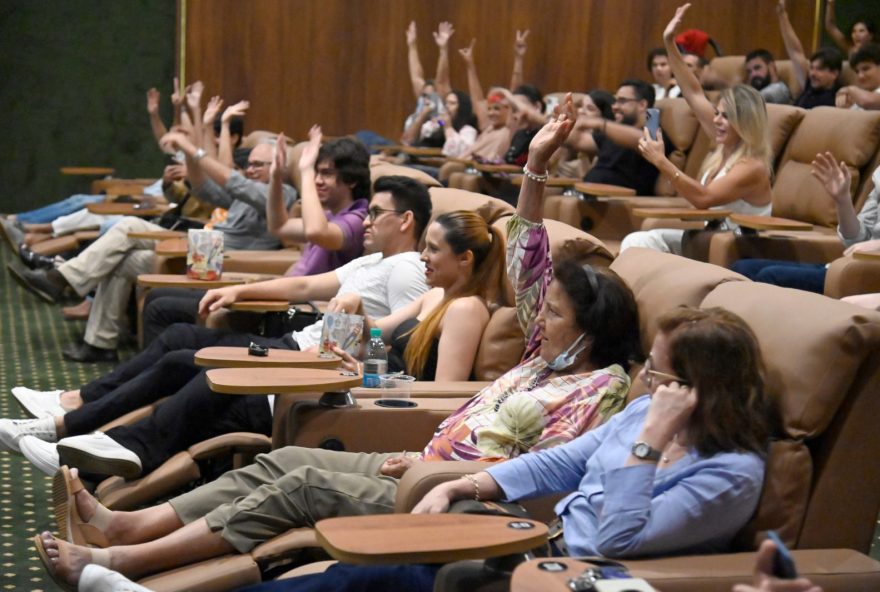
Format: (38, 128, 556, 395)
(192, 148, 207, 162)
(631, 441, 662, 462)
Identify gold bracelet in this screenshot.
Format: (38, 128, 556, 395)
(463, 474, 481, 501)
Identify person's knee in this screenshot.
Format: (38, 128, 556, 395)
(157, 323, 203, 350)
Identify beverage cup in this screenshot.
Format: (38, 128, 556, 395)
(379, 374, 416, 400)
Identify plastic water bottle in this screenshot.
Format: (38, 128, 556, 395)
(362, 327, 388, 387)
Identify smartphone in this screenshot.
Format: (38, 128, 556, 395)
(646, 108, 661, 141)
(767, 530, 798, 579)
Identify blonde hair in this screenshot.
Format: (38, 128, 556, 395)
(699, 84, 772, 180)
(404, 211, 508, 379)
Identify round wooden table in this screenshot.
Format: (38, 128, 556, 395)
(194, 346, 340, 369)
(206, 367, 362, 395)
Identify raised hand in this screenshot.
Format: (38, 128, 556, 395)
(514, 29, 530, 57)
(810, 151, 851, 206)
(299, 124, 323, 173)
(458, 38, 476, 63)
(202, 96, 223, 125)
(186, 80, 204, 111)
(526, 93, 577, 170)
(146, 88, 160, 114)
(776, 0, 786, 14)
(433, 21, 455, 48)
(159, 130, 192, 153)
(638, 127, 668, 167)
(222, 100, 250, 123)
(664, 3, 691, 43)
(406, 21, 417, 45)
(170, 77, 184, 107)
(271, 131, 288, 182)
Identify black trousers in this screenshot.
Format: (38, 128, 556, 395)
(66, 323, 297, 474)
(142, 288, 205, 347)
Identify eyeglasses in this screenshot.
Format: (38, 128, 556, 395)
(246, 160, 272, 169)
(366, 206, 404, 222)
(613, 96, 638, 105)
(644, 356, 688, 387)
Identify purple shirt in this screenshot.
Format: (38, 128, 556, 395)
(286, 199, 368, 277)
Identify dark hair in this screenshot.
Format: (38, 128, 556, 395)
(618, 79, 656, 108)
(372, 175, 432, 242)
(212, 115, 244, 148)
(656, 307, 778, 457)
(588, 90, 615, 120)
(316, 138, 371, 201)
(745, 49, 775, 65)
(851, 43, 880, 68)
(513, 84, 545, 112)
(809, 47, 843, 72)
(448, 90, 478, 131)
(851, 18, 877, 38)
(646, 47, 669, 71)
(683, 51, 710, 68)
(552, 256, 642, 373)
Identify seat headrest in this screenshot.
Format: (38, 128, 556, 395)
(370, 164, 442, 188)
(428, 188, 514, 224)
(656, 98, 700, 152)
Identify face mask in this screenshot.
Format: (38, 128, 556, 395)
(547, 333, 588, 371)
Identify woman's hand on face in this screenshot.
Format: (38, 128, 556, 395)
(664, 3, 691, 43)
(299, 125, 322, 173)
(412, 482, 456, 514)
(810, 151, 852, 206)
(379, 455, 415, 478)
(638, 127, 667, 167)
(644, 381, 697, 445)
(844, 238, 880, 256)
(331, 346, 360, 374)
(527, 93, 576, 170)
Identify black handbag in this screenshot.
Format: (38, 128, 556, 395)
(261, 303, 324, 336)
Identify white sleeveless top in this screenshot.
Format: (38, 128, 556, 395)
(701, 166, 772, 232)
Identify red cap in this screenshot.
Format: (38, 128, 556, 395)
(676, 29, 711, 57)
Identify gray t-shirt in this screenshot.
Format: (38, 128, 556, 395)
(760, 81, 792, 105)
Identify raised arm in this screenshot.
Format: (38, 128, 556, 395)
(219, 100, 249, 168)
(510, 29, 529, 90)
(406, 21, 426, 99)
(200, 95, 224, 158)
(459, 40, 488, 130)
(170, 77, 190, 128)
(267, 132, 296, 238)
(518, 94, 577, 222)
(776, 0, 809, 90)
(433, 21, 454, 97)
(161, 131, 232, 189)
(824, 0, 851, 54)
(811, 151, 861, 240)
(291, 127, 348, 249)
(146, 88, 168, 147)
(185, 81, 205, 157)
(663, 4, 717, 138)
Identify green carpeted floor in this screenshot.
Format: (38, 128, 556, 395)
(0, 246, 133, 591)
(1, 244, 880, 590)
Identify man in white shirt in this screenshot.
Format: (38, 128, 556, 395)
(836, 43, 880, 110)
(3, 176, 432, 480)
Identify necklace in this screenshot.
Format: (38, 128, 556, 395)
(661, 435, 679, 464)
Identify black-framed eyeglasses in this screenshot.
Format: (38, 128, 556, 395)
(246, 160, 272, 169)
(367, 206, 405, 222)
(644, 356, 688, 387)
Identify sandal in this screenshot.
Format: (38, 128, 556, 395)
(54, 465, 112, 547)
(33, 532, 110, 592)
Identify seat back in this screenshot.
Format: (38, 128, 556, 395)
(656, 98, 702, 196)
(772, 107, 880, 227)
(700, 282, 880, 551)
(708, 56, 802, 96)
(370, 163, 442, 189)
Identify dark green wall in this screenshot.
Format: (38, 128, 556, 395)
(0, 1, 176, 212)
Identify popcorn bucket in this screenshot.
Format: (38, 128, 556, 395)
(186, 229, 224, 280)
(318, 312, 364, 358)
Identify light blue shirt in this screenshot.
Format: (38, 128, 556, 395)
(486, 395, 765, 558)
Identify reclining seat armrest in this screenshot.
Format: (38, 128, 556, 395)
(394, 461, 496, 513)
(188, 432, 273, 460)
(824, 254, 880, 298)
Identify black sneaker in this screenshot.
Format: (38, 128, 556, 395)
(61, 342, 118, 363)
(6, 263, 66, 304)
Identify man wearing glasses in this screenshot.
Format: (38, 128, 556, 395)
(565, 79, 672, 195)
(10, 131, 297, 363)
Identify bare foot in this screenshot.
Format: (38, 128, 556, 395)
(59, 390, 83, 411)
(39, 531, 97, 588)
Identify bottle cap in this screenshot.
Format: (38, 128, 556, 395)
(370, 327, 382, 338)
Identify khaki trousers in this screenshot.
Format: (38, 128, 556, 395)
(169, 446, 398, 552)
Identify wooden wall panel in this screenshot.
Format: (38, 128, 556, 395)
(182, 0, 817, 142)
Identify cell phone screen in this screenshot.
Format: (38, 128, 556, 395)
(646, 108, 660, 141)
(767, 530, 798, 579)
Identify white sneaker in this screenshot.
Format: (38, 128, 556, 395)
(79, 564, 154, 592)
(11, 386, 66, 418)
(57, 433, 142, 479)
(19, 436, 60, 476)
(0, 417, 58, 453)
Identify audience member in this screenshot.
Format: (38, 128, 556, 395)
(836, 43, 880, 110)
(745, 49, 792, 104)
(621, 4, 773, 255)
(824, 0, 875, 60)
(777, 1, 843, 109)
(732, 154, 880, 293)
(2, 177, 430, 481)
(648, 47, 682, 99)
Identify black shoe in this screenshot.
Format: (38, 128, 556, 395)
(6, 263, 67, 304)
(61, 342, 118, 363)
(18, 244, 56, 270)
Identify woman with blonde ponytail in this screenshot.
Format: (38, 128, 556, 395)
(332, 209, 508, 380)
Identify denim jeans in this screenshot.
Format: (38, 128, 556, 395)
(731, 259, 827, 294)
(15, 194, 105, 224)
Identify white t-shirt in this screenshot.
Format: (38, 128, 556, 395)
(292, 251, 428, 349)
